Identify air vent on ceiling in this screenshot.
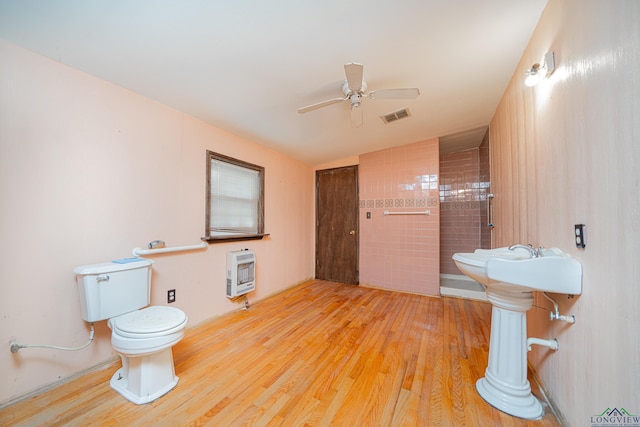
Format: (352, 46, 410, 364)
(381, 108, 411, 124)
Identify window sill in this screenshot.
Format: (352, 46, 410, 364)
(203, 234, 270, 243)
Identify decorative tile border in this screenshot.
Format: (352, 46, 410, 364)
(440, 201, 484, 210)
(360, 197, 438, 209)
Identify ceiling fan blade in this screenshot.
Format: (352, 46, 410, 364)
(344, 62, 364, 92)
(350, 103, 363, 128)
(297, 97, 345, 114)
(368, 88, 420, 100)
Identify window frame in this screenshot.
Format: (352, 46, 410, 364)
(204, 150, 267, 243)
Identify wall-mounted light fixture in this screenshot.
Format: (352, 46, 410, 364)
(525, 51, 555, 87)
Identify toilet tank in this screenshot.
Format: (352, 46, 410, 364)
(74, 258, 154, 322)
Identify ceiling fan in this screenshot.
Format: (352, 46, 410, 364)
(297, 62, 420, 128)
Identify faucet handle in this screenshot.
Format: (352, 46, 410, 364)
(508, 244, 539, 258)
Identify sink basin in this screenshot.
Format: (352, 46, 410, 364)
(452, 247, 528, 286)
(453, 247, 582, 294)
(452, 247, 582, 419)
(487, 247, 582, 294)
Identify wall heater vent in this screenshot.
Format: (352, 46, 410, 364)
(226, 249, 256, 298)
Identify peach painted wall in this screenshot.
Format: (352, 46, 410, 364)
(313, 155, 359, 171)
(0, 39, 314, 404)
(359, 139, 440, 295)
(489, 1, 640, 425)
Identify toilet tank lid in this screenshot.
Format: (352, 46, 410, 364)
(74, 258, 153, 275)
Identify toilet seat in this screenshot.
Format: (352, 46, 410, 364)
(111, 306, 187, 339)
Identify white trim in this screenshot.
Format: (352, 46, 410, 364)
(440, 274, 487, 301)
(440, 286, 488, 302)
(440, 273, 475, 282)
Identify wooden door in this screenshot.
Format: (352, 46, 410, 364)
(315, 166, 359, 284)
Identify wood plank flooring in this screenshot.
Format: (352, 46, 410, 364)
(0, 280, 561, 426)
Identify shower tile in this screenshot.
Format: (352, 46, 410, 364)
(359, 138, 440, 295)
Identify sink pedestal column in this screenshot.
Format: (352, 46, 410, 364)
(476, 284, 543, 420)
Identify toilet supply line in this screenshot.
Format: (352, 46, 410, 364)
(542, 292, 576, 323)
(527, 337, 559, 351)
(132, 241, 208, 256)
(10, 323, 95, 353)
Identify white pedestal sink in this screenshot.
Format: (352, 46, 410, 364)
(453, 247, 582, 420)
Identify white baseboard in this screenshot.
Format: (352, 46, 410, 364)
(440, 274, 487, 301)
(440, 273, 475, 282)
(440, 286, 488, 301)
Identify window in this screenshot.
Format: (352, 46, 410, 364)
(205, 151, 266, 242)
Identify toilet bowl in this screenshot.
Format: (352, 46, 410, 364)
(108, 306, 188, 404)
(109, 306, 188, 355)
(74, 259, 188, 405)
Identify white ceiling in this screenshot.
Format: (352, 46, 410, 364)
(0, 1, 546, 166)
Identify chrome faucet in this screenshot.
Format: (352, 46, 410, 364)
(508, 244, 543, 258)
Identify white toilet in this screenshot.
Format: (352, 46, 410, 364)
(74, 258, 188, 404)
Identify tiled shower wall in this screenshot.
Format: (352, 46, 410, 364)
(439, 134, 491, 275)
(359, 138, 440, 295)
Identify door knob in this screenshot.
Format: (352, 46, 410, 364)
(349, 230, 355, 235)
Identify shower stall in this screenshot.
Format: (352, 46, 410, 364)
(439, 134, 491, 300)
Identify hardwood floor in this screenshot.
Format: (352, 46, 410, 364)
(0, 280, 561, 426)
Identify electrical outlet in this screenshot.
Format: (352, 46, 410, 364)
(574, 224, 586, 248)
(168, 289, 176, 303)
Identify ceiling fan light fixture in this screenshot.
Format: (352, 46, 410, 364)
(297, 62, 420, 128)
(343, 80, 367, 97)
(349, 93, 362, 108)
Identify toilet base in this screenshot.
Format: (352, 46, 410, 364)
(110, 348, 179, 404)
